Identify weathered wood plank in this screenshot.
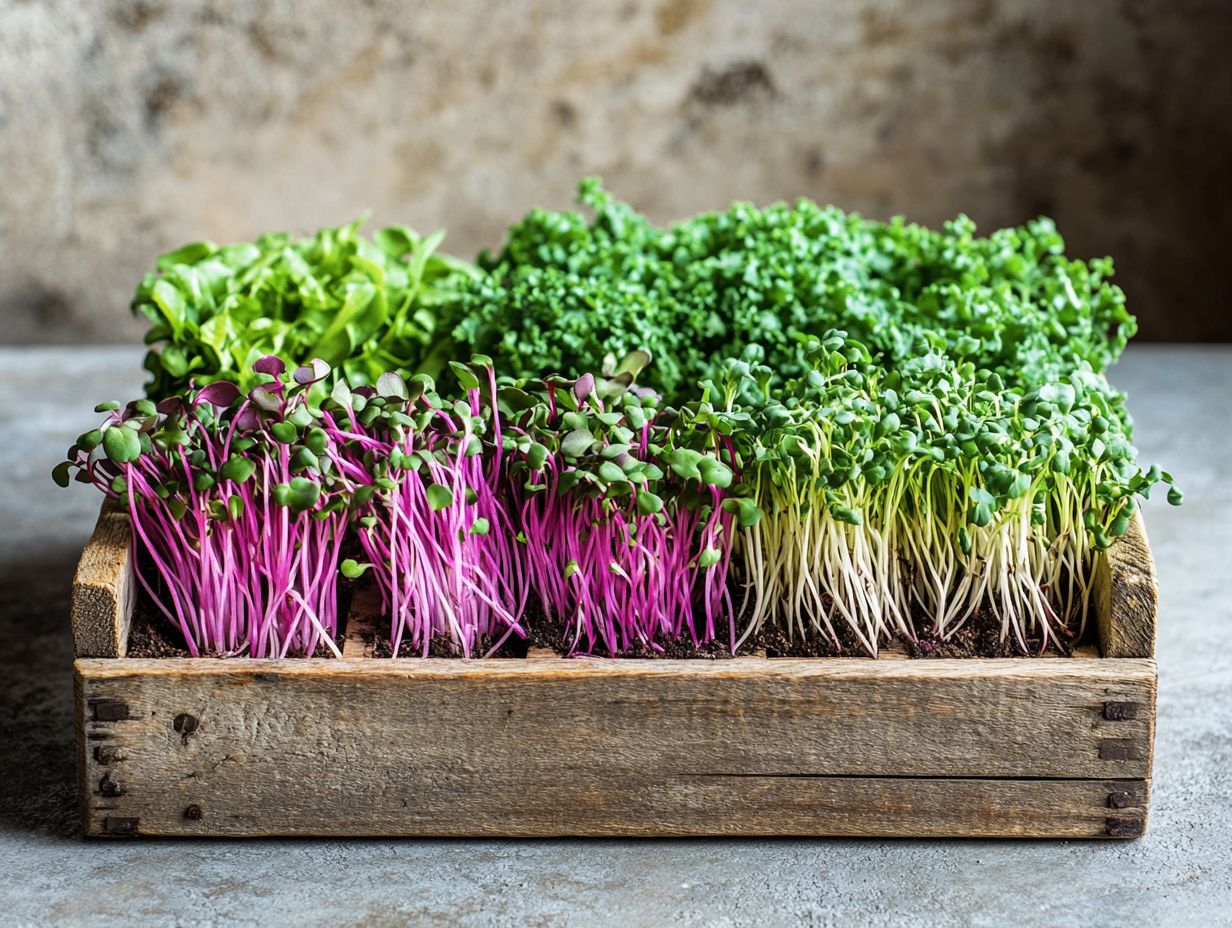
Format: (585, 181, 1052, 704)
(1096, 511, 1158, 658)
(76, 656, 1155, 837)
(341, 585, 380, 660)
(70, 502, 1159, 839)
(70, 500, 133, 658)
(80, 769, 1150, 838)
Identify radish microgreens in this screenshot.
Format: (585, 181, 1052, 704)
(497, 350, 742, 654)
(61, 357, 350, 657)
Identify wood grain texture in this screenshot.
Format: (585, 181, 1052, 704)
(70, 500, 133, 658)
(1095, 511, 1159, 658)
(76, 656, 1155, 837)
(341, 585, 380, 659)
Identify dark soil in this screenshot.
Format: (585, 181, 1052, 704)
(372, 630, 529, 659)
(126, 590, 192, 658)
(125, 575, 350, 659)
(901, 601, 1068, 658)
(610, 637, 734, 660)
(514, 603, 736, 660)
(126, 563, 1076, 660)
(750, 620, 867, 657)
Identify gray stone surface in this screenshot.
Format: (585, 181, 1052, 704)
(0, 345, 1228, 927)
(3, 1, 1232, 345)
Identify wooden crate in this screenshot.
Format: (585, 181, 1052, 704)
(71, 504, 1158, 838)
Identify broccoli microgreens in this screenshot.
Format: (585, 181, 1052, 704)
(723, 331, 1178, 654)
(132, 218, 479, 397)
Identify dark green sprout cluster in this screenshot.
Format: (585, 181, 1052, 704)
(712, 331, 1177, 651)
(456, 178, 1136, 401)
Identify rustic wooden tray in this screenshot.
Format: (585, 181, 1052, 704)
(71, 504, 1158, 839)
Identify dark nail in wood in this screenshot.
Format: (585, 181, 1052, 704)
(90, 699, 129, 722)
(1103, 701, 1139, 721)
(1107, 790, 1133, 809)
(102, 816, 139, 836)
(1106, 817, 1144, 837)
(98, 773, 124, 797)
(94, 745, 123, 765)
(184, 804, 203, 821)
(1099, 739, 1143, 761)
(173, 713, 199, 744)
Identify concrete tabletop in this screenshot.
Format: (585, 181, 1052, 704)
(1, 345, 1227, 928)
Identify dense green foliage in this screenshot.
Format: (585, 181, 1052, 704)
(133, 218, 478, 397)
(457, 179, 1136, 400)
(132, 180, 1137, 405)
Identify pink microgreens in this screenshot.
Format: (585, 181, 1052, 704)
(60, 352, 745, 658)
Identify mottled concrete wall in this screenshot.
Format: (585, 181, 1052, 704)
(2, 0, 1229, 344)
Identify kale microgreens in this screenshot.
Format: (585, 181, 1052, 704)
(455, 179, 1137, 402)
(71, 180, 1178, 659)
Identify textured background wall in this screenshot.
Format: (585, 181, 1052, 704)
(2, 0, 1230, 344)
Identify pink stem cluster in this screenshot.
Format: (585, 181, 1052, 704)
(69, 360, 743, 658)
(328, 386, 529, 657)
(85, 421, 346, 658)
(516, 463, 736, 656)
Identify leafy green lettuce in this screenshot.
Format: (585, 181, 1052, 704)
(133, 218, 478, 395)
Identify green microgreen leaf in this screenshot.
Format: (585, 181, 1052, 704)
(220, 457, 257, 484)
(426, 483, 454, 511)
(102, 426, 141, 463)
(340, 558, 370, 579)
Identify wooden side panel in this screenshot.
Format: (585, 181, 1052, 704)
(1096, 511, 1159, 658)
(70, 501, 133, 658)
(69, 502, 1160, 839)
(341, 586, 380, 659)
(76, 656, 1155, 838)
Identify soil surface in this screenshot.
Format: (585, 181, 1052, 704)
(902, 603, 1067, 658)
(125, 579, 349, 659)
(372, 631, 529, 659)
(525, 612, 737, 660)
(128, 577, 1077, 660)
(125, 592, 192, 658)
(750, 622, 857, 658)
